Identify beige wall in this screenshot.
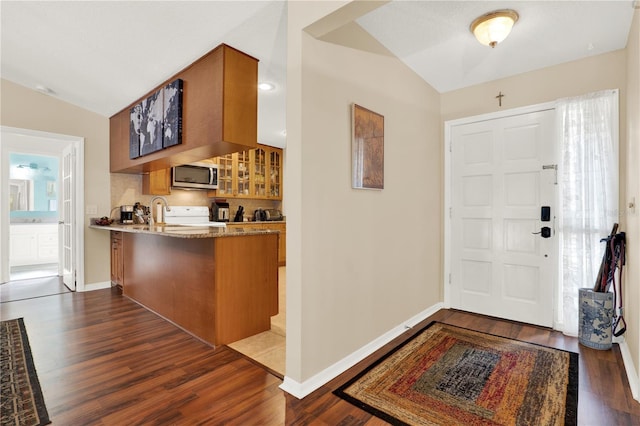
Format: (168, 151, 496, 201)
(1, 78, 111, 286)
(441, 49, 627, 122)
(287, 1, 442, 383)
(624, 7, 640, 391)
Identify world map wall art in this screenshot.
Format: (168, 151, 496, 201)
(129, 79, 183, 159)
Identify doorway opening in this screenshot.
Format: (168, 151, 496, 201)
(1, 126, 84, 292)
(9, 152, 61, 281)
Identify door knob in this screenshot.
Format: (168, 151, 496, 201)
(532, 227, 552, 238)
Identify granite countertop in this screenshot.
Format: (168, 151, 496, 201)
(89, 223, 280, 239)
(226, 220, 286, 225)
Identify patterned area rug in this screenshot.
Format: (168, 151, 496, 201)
(1, 318, 51, 426)
(335, 322, 578, 425)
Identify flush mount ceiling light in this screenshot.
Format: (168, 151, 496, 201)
(258, 82, 275, 91)
(470, 9, 519, 48)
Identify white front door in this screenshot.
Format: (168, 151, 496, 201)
(450, 109, 557, 327)
(61, 144, 75, 290)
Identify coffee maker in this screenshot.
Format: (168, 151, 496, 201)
(211, 200, 230, 222)
(120, 205, 134, 224)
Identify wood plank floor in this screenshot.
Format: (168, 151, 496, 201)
(2, 287, 639, 425)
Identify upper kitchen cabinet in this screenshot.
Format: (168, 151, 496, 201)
(209, 144, 282, 200)
(213, 151, 250, 198)
(141, 168, 171, 196)
(253, 146, 282, 199)
(110, 44, 258, 174)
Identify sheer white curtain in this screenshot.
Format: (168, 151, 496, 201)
(556, 90, 619, 336)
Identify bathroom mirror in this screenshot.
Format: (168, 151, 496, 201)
(9, 179, 34, 211)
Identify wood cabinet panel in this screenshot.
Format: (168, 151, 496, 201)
(110, 44, 258, 174)
(214, 234, 278, 344)
(227, 222, 285, 265)
(121, 232, 278, 346)
(110, 231, 124, 288)
(142, 168, 171, 195)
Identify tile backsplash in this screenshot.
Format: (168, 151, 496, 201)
(110, 173, 282, 222)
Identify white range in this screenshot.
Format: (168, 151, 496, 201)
(163, 206, 226, 227)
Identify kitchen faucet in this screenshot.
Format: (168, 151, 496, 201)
(148, 196, 171, 227)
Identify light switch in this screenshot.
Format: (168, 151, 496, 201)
(86, 204, 98, 215)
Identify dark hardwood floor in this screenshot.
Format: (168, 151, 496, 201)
(2, 287, 639, 425)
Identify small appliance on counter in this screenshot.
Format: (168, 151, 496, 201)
(264, 209, 283, 221)
(233, 205, 244, 222)
(120, 205, 134, 224)
(211, 200, 230, 222)
(254, 208, 283, 221)
(133, 202, 149, 224)
(254, 208, 267, 221)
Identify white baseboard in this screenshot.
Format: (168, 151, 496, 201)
(618, 338, 640, 401)
(80, 280, 111, 292)
(279, 302, 444, 399)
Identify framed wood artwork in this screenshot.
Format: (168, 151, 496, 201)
(352, 104, 384, 189)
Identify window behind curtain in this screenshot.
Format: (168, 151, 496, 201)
(556, 89, 619, 336)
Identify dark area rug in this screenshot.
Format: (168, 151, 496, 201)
(335, 321, 578, 425)
(1, 318, 51, 426)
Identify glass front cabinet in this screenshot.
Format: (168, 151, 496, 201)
(209, 145, 283, 200)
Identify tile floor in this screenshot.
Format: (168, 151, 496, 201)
(10, 263, 59, 281)
(228, 266, 286, 376)
(0, 275, 70, 303)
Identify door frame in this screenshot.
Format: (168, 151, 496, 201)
(443, 101, 556, 311)
(1, 126, 85, 290)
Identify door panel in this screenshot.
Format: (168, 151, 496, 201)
(62, 144, 75, 291)
(451, 110, 557, 327)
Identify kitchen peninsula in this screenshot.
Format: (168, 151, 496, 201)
(91, 223, 279, 347)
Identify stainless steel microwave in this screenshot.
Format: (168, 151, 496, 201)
(172, 162, 219, 190)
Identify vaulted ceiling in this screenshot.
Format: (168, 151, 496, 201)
(1, 1, 635, 149)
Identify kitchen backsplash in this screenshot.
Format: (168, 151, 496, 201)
(110, 173, 282, 222)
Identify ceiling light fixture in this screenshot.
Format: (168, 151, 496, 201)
(258, 82, 275, 91)
(470, 9, 519, 48)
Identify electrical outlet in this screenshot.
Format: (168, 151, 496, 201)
(86, 205, 98, 215)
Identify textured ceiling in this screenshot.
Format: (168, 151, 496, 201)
(357, 1, 635, 92)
